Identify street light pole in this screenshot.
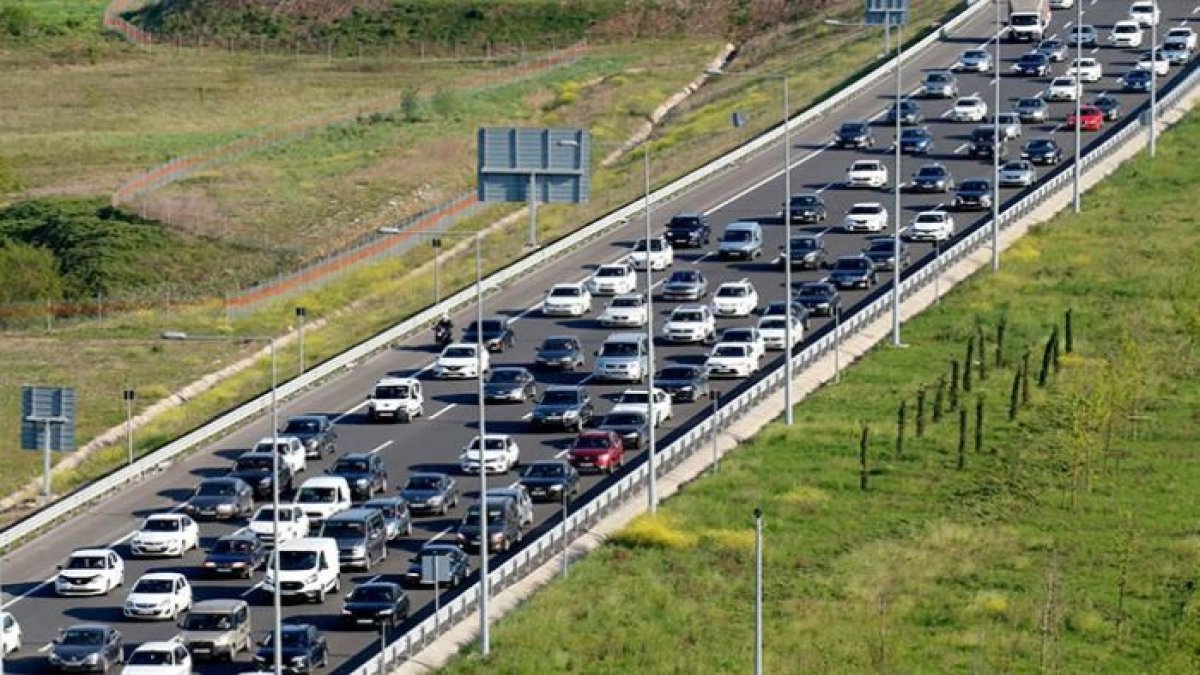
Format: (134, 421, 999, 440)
(1150, 13, 1158, 157)
(474, 232, 491, 656)
(782, 74, 794, 426)
(710, 390, 720, 474)
(992, 0, 1002, 272)
(432, 238, 443, 306)
(123, 387, 135, 465)
(527, 172, 538, 248)
(1073, 0, 1083, 213)
(754, 507, 764, 675)
(892, 18, 904, 347)
(643, 146, 658, 514)
(295, 306, 307, 376)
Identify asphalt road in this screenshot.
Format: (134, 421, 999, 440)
(4, 2, 1196, 672)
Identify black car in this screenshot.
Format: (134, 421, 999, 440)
(953, 178, 993, 211)
(794, 281, 841, 317)
(519, 460, 581, 503)
(1012, 52, 1050, 77)
(183, 477, 254, 520)
(253, 624, 328, 674)
(404, 543, 470, 587)
(530, 386, 593, 431)
(828, 256, 878, 290)
(885, 99, 923, 125)
(1120, 69, 1153, 93)
(455, 498, 522, 552)
(663, 212, 711, 248)
(279, 415, 338, 459)
(660, 269, 709, 300)
(655, 365, 711, 402)
(596, 411, 650, 450)
(1092, 93, 1121, 121)
(327, 452, 388, 501)
(534, 335, 585, 370)
(968, 127, 1004, 158)
(785, 193, 827, 223)
(228, 451, 294, 500)
(910, 163, 954, 192)
(862, 237, 910, 271)
(834, 121, 875, 148)
(779, 234, 828, 270)
(48, 624, 123, 673)
(203, 533, 265, 578)
(1021, 138, 1062, 165)
(462, 317, 515, 352)
(898, 127, 934, 155)
(483, 366, 537, 403)
(342, 581, 410, 628)
(398, 472, 459, 516)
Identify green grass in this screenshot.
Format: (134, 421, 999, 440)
(436, 113, 1200, 674)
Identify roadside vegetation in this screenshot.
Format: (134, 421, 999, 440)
(439, 113, 1200, 673)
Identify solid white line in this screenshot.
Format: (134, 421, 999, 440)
(768, 256, 782, 266)
(331, 401, 367, 424)
(954, 143, 970, 154)
(703, 141, 834, 216)
(428, 404, 457, 420)
(240, 581, 264, 598)
(368, 440, 394, 455)
(429, 526, 454, 543)
(520, 412, 533, 421)
(940, 108, 953, 119)
(1089, 47, 1099, 54)
(577, 374, 594, 385)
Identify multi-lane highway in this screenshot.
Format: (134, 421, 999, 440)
(4, 1, 1197, 672)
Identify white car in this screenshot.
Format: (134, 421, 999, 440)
(251, 436, 307, 475)
(122, 639, 192, 675)
(248, 504, 310, 546)
(55, 548, 124, 596)
(459, 434, 521, 474)
(1067, 57, 1103, 83)
(0, 613, 20, 656)
(1136, 49, 1171, 75)
(993, 112, 1023, 140)
(662, 304, 716, 343)
(950, 96, 987, 122)
(1109, 21, 1145, 48)
(435, 343, 489, 379)
(611, 388, 673, 425)
(718, 326, 767, 362)
(599, 293, 648, 327)
(757, 315, 803, 350)
(845, 159, 888, 188)
(541, 282, 592, 316)
(843, 202, 889, 233)
(123, 572, 192, 620)
(956, 48, 993, 72)
(1044, 76, 1079, 101)
(705, 342, 760, 378)
(1161, 38, 1193, 65)
(711, 280, 759, 317)
(129, 514, 200, 557)
(1127, 1, 1159, 26)
(906, 210, 956, 242)
(1166, 26, 1197, 51)
(630, 236, 674, 271)
(586, 263, 637, 295)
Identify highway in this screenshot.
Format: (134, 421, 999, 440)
(4, 1, 1197, 672)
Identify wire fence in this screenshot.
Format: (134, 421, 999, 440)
(102, 0, 153, 45)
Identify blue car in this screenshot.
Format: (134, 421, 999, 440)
(898, 127, 934, 154)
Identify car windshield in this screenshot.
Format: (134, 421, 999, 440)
(956, 98, 979, 108)
(724, 329, 754, 341)
(364, 502, 398, 518)
(658, 367, 697, 380)
(128, 650, 173, 665)
(523, 463, 567, 478)
(915, 214, 944, 224)
(760, 319, 788, 329)
(714, 346, 747, 357)
(964, 50, 986, 59)
(197, 481, 237, 497)
(374, 385, 410, 399)
(850, 162, 878, 172)
(667, 271, 699, 283)
(672, 310, 705, 322)
(333, 459, 370, 473)
(540, 338, 577, 351)
(797, 285, 831, 298)
(463, 505, 505, 525)
(849, 205, 881, 215)
(1011, 15, 1038, 26)
(322, 521, 364, 537)
(668, 216, 701, 228)
(633, 239, 663, 252)
(926, 73, 950, 83)
(611, 297, 641, 307)
(283, 419, 320, 434)
(277, 550, 319, 571)
(717, 286, 747, 297)
(296, 487, 338, 503)
(835, 259, 870, 271)
(791, 195, 820, 206)
(917, 167, 946, 177)
(235, 456, 272, 471)
(723, 229, 753, 242)
(620, 392, 650, 404)
(1052, 78, 1073, 86)
(840, 123, 866, 134)
(548, 286, 581, 297)
(1018, 98, 1042, 108)
(143, 518, 180, 532)
(1029, 141, 1053, 151)
(468, 437, 507, 451)
(540, 390, 580, 405)
(65, 555, 107, 570)
(867, 240, 894, 252)
(596, 266, 625, 277)
(604, 413, 645, 426)
(1020, 54, 1045, 63)
(1039, 40, 1062, 50)
(600, 342, 639, 356)
(213, 538, 255, 554)
(132, 578, 174, 594)
(60, 629, 105, 646)
(961, 181, 990, 191)
(574, 435, 612, 449)
(184, 613, 232, 631)
(254, 508, 295, 522)
(466, 320, 504, 333)
(1114, 25, 1138, 34)
(404, 476, 441, 491)
(442, 347, 475, 359)
(351, 586, 394, 602)
(789, 238, 816, 252)
(263, 631, 308, 648)
(900, 129, 926, 139)
(487, 369, 525, 383)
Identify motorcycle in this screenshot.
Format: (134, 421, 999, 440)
(433, 323, 453, 348)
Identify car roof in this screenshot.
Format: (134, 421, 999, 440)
(327, 508, 381, 521)
(544, 384, 583, 392)
(146, 513, 185, 521)
(256, 435, 301, 444)
(543, 334, 580, 342)
(491, 365, 530, 372)
(408, 471, 448, 479)
(216, 532, 260, 544)
(336, 452, 376, 460)
(136, 571, 185, 581)
(192, 599, 249, 612)
(443, 342, 477, 350)
(134, 640, 185, 651)
(66, 623, 114, 632)
(528, 459, 571, 466)
(299, 476, 350, 487)
(376, 376, 418, 386)
(71, 548, 117, 557)
(287, 414, 329, 423)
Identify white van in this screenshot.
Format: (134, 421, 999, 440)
(592, 333, 650, 383)
(262, 537, 340, 603)
(292, 477, 352, 526)
(717, 221, 764, 260)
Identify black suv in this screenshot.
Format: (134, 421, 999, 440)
(342, 582, 410, 629)
(530, 386, 594, 431)
(327, 452, 388, 500)
(519, 460, 581, 503)
(462, 317, 515, 352)
(785, 193, 827, 223)
(228, 451, 294, 499)
(253, 624, 329, 674)
(664, 212, 711, 248)
(279, 415, 338, 459)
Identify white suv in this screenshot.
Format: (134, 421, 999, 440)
(662, 304, 716, 343)
(248, 504, 310, 546)
(586, 263, 637, 295)
(711, 280, 759, 317)
(705, 343, 760, 378)
(129, 514, 200, 558)
(55, 548, 124, 596)
(1109, 20, 1144, 48)
(541, 283, 592, 316)
(1127, 1, 1159, 26)
(611, 388, 673, 425)
(251, 436, 307, 475)
(629, 236, 674, 270)
(599, 293, 648, 327)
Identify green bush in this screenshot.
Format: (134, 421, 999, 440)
(0, 240, 62, 303)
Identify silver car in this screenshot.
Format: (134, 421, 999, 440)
(1015, 97, 1049, 123)
(957, 48, 993, 72)
(920, 70, 959, 98)
(1036, 38, 1067, 62)
(998, 160, 1037, 188)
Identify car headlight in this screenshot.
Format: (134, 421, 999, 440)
(427, 495, 443, 505)
(217, 503, 234, 512)
(356, 478, 368, 486)
(562, 410, 579, 419)
(549, 484, 565, 492)
(85, 653, 101, 664)
(259, 477, 272, 487)
(306, 439, 318, 449)
(291, 655, 308, 664)
(304, 573, 319, 585)
(352, 545, 366, 555)
(48, 653, 61, 663)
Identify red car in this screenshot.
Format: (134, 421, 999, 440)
(1067, 105, 1104, 131)
(567, 430, 625, 474)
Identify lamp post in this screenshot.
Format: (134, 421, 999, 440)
(992, 0, 1002, 272)
(122, 387, 135, 465)
(294, 306, 307, 375)
(642, 144, 660, 512)
(754, 507, 764, 675)
(704, 67, 795, 425)
(1150, 10, 1158, 157)
(709, 389, 721, 474)
(432, 237, 443, 305)
(161, 331, 281, 674)
(1073, 0, 1083, 213)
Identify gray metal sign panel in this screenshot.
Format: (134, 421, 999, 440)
(865, 0, 908, 25)
(420, 553, 454, 584)
(477, 127, 590, 204)
(20, 385, 76, 452)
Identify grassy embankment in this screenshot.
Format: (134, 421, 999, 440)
(438, 113, 1200, 673)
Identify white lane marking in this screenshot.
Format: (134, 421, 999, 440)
(1193, 6, 1199, 14)
(577, 374, 594, 385)
(413, 360, 437, 378)
(703, 141, 834, 216)
(1064, 21, 1074, 31)
(1049, 122, 1066, 134)
(769, 256, 782, 266)
(1049, 33, 1058, 40)
(368, 440, 394, 455)
(429, 526, 453, 543)
(940, 108, 953, 118)
(362, 574, 382, 584)
(521, 412, 533, 421)
(508, 481, 520, 489)
(954, 143, 970, 154)
(1090, 47, 1099, 54)
(39, 642, 54, 653)
(815, 182, 836, 194)
(692, 251, 715, 265)
(429, 404, 457, 420)
(240, 581, 264, 598)
(815, 227, 832, 238)
(331, 401, 367, 424)
(231, 526, 249, 537)
(554, 449, 570, 458)
(506, 303, 541, 326)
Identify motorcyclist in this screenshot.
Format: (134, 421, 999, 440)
(434, 315, 453, 342)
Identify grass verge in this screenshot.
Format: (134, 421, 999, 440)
(436, 111, 1200, 673)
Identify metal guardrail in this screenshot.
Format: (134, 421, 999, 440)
(349, 40, 1200, 675)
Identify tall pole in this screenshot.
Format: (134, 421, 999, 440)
(754, 507, 764, 675)
(782, 74, 794, 426)
(123, 388, 135, 465)
(269, 339, 281, 675)
(644, 147, 658, 514)
(474, 233, 491, 655)
(1150, 15, 1157, 157)
(1073, 0, 1082, 213)
(561, 490, 569, 577)
(433, 238, 442, 306)
(295, 306, 307, 376)
(42, 420, 51, 499)
(892, 19, 904, 347)
(527, 172, 538, 248)
(710, 391, 720, 474)
(991, 0, 1002, 272)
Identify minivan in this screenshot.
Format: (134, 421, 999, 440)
(455, 498, 522, 553)
(592, 333, 650, 383)
(717, 221, 764, 260)
(263, 537, 340, 603)
(181, 599, 253, 661)
(319, 508, 388, 570)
